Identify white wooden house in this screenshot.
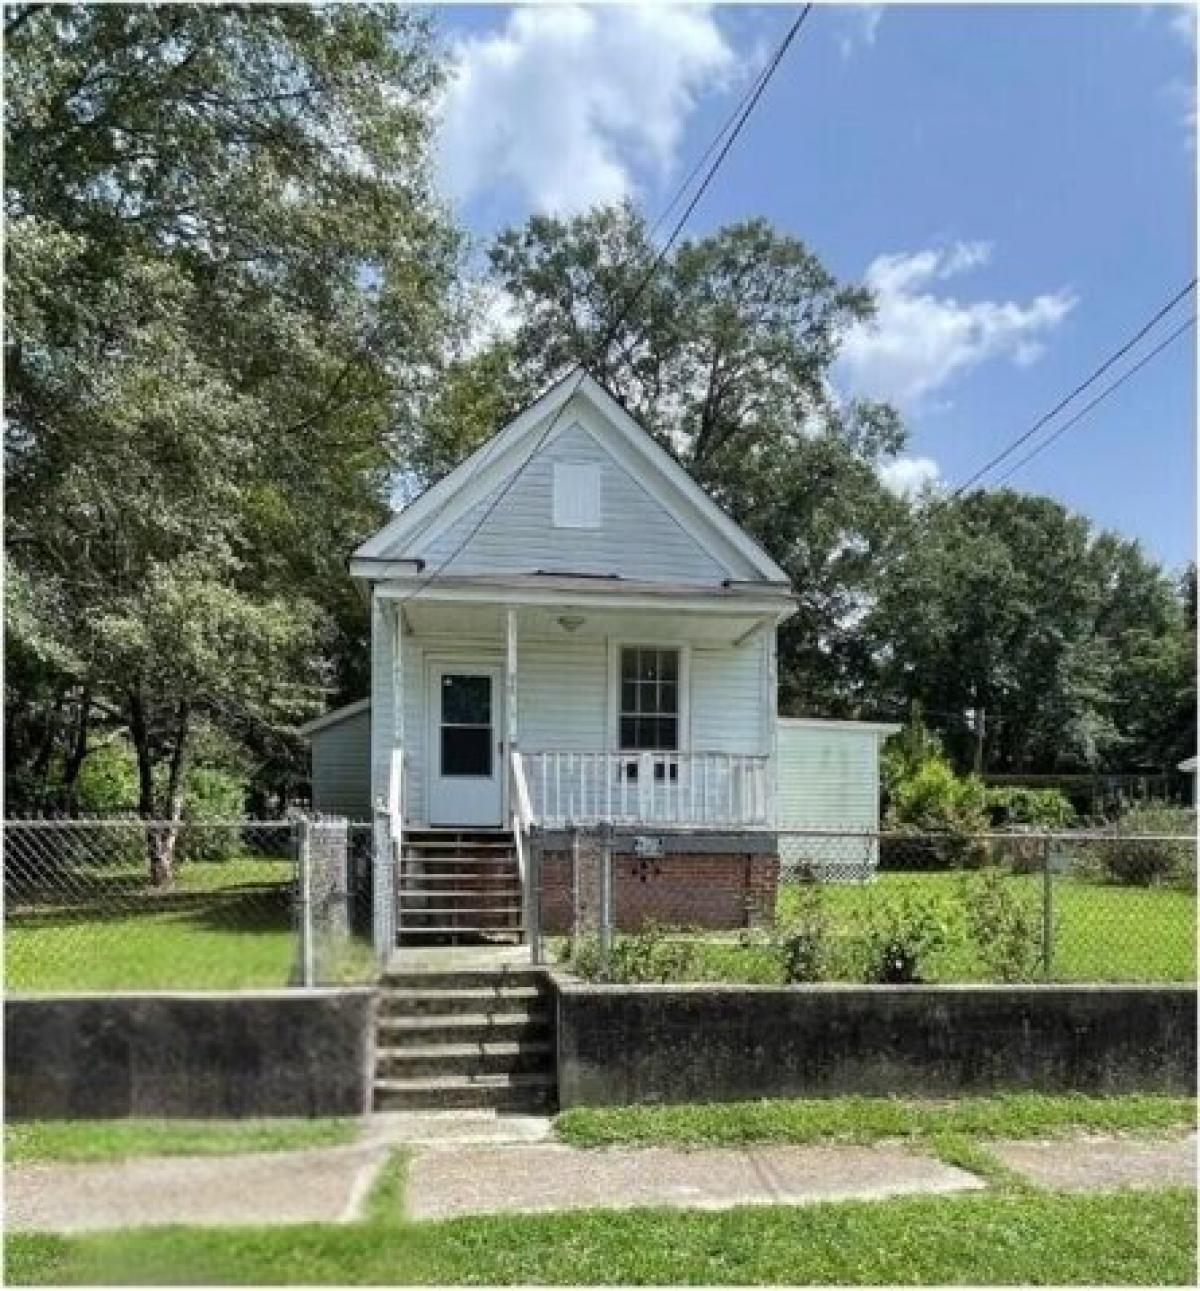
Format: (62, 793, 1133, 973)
(304, 372, 891, 949)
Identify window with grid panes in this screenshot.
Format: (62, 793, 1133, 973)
(619, 646, 679, 751)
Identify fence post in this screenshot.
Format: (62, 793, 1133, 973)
(569, 825, 581, 959)
(371, 808, 394, 966)
(1041, 833, 1054, 980)
(599, 825, 613, 978)
(297, 816, 314, 988)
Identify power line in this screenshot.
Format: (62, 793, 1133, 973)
(393, 4, 815, 613)
(952, 277, 1197, 495)
(992, 313, 1196, 486)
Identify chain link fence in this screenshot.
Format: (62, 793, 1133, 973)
(543, 823, 1197, 986)
(3, 817, 377, 992)
(7, 816, 1194, 991)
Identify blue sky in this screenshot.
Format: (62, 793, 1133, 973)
(432, 2, 1197, 568)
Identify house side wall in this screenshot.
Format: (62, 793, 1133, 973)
(310, 711, 372, 819)
(413, 421, 733, 582)
(776, 723, 884, 878)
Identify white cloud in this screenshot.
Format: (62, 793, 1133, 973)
(1169, 4, 1198, 49)
(837, 242, 1076, 409)
(838, 4, 885, 59)
(880, 455, 941, 498)
(438, 4, 737, 215)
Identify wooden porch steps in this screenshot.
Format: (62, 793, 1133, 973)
(398, 828, 522, 946)
(372, 967, 556, 1112)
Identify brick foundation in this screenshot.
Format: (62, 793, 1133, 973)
(538, 847, 778, 934)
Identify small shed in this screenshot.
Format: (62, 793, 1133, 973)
(775, 717, 900, 880)
(299, 699, 371, 819)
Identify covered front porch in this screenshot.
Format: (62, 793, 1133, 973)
(370, 575, 787, 835)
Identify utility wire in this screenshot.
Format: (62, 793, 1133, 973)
(952, 277, 1197, 495)
(392, 4, 815, 613)
(992, 313, 1196, 486)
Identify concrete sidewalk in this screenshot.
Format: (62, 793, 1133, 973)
(405, 1142, 984, 1220)
(4, 1121, 1194, 1233)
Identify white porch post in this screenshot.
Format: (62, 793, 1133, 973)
(392, 604, 405, 765)
(761, 622, 778, 827)
(505, 604, 519, 764)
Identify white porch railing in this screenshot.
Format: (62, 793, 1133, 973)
(524, 750, 772, 829)
(510, 748, 537, 955)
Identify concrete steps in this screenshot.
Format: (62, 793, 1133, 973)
(372, 967, 556, 1112)
(373, 1072, 557, 1112)
(398, 829, 522, 947)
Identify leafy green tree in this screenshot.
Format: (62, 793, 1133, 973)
(5, 4, 461, 876)
(414, 203, 910, 710)
(869, 490, 1193, 775)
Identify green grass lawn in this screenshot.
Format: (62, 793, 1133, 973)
(5, 856, 297, 990)
(556, 1092, 1198, 1149)
(5, 1117, 359, 1164)
(8, 1189, 1194, 1285)
(761, 871, 1192, 983)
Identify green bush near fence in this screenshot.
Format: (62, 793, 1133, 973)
(563, 869, 1196, 985)
(1070, 805, 1196, 888)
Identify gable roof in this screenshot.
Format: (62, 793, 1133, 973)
(297, 698, 369, 738)
(352, 370, 790, 586)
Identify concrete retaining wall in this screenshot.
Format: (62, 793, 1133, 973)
(5, 989, 376, 1120)
(553, 981, 1196, 1107)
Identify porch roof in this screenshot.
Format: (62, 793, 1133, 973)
(375, 573, 794, 646)
(368, 570, 796, 615)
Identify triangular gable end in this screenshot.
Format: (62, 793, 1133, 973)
(353, 372, 790, 586)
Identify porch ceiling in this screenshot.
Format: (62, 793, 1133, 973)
(403, 599, 772, 645)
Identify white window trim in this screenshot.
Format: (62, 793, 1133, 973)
(606, 638, 691, 754)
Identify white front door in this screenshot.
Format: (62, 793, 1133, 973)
(428, 665, 504, 826)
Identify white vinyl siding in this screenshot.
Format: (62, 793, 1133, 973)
(690, 645, 763, 755)
(415, 422, 731, 582)
(310, 711, 371, 819)
(776, 721, 890, 879)
(381, 620, 769, 827)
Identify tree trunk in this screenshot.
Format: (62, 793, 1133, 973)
(129, 686, 174, 887)
(62, 686, 91, 813)
(152, 703, 192, 888)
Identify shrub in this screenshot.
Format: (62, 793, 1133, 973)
(177, 767, 248, 863)
(855, 891, 958, 984)
(985, 786, 1075, 830)
(1073, 804, 1196, 888)
(569, 923, 702, 984)
(883, 757, 990, 870)
(75, 741, 139, 815)
(961, 867, 1044, 981)
(775, 882, 831, 983)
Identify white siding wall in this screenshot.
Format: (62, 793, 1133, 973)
(690, 644, 764, 754)
(311, 712, 372, 819)
(415, 422, 732, 582)
(389, 621, 770, 826)
(776, 722, 886, 879)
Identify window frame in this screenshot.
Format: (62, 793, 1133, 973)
(607, 639, 690, 754)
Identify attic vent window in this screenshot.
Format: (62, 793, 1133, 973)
(553, 462, 601, 529)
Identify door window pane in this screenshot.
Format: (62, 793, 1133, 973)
(619, 648, 680, 749)
(441, 726, 492, 777)
(441, 674, 491, 725)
